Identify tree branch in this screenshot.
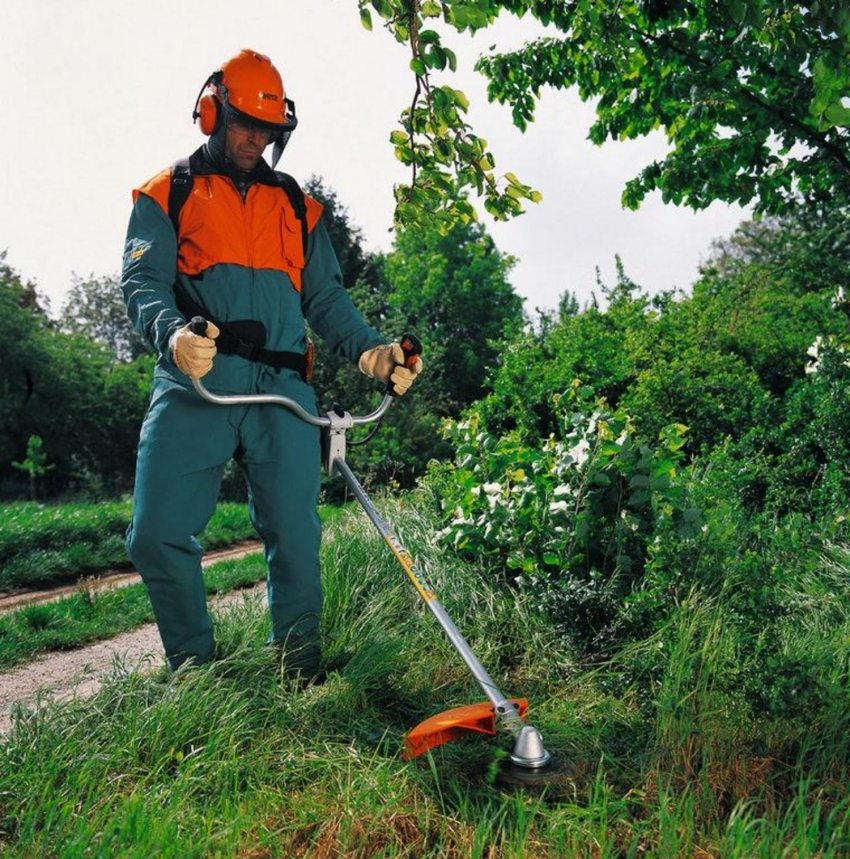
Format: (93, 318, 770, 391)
(628, 21, 850, 178)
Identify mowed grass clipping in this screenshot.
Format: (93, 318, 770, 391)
(0, 504, 348, 670)
(2, 499, 850, 856)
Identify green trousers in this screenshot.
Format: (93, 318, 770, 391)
(126, 375, 322, 670)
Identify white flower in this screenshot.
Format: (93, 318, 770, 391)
(568, 439, 590, 467)
(553, 484, 573, 497)
(807, 336, 823, 359)
(805, 335, 823, 375)
(549, 500, 569, 515)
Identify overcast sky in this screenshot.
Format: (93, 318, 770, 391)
(1, 0, 750, 317)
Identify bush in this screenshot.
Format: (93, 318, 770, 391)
(620, 348, 771, 455)
(428, 382, 701, 652)
(620, 444, 848, 726)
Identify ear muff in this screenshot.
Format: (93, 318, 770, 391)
(197, 90, 221, 135)
(192, 71, 224, 136)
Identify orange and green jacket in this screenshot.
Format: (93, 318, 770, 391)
(121, 151, 383, 393)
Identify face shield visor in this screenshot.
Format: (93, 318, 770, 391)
(223, 101, 298, 169)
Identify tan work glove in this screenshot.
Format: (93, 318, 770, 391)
(170, 321, 221, 379)
(358, 342, 423, 396)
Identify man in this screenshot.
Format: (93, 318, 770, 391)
(121, 49, 421, 675)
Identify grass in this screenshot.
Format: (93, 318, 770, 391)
(0, 500, 265, 591)
(1, 498, 850, 855)
(0, 505, 348, 670)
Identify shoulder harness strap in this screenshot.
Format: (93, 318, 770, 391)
(167, 155, 314, 381)
(274, 171, 309, 258)
(167, 157, 310, 257)
(167, 157, 192, 237)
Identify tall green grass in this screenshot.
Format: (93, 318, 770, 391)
(1, 500, 849, 856)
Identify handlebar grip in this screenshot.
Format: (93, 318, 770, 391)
(388, 332, 423, 396)
(189, 316, 208, 337)
(399, 333, 423, 369)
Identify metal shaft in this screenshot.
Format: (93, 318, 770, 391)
(190, 377, 530, 739)
(332, 456, 524, 732)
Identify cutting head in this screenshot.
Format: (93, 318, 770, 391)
(496, 754, 577, 791)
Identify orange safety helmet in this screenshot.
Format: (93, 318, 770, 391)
(192, 49, 297, 165)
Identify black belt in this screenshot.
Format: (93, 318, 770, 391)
(175, 285, 311, 381)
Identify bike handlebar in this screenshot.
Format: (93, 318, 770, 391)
(190, 377, 394, 427)
(187, 315, 421, 427)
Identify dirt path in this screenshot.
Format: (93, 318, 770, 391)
(0, 542, 265, 735)
(0, 583, 267, 735)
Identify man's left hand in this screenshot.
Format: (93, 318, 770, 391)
(358, 342, 424, 396)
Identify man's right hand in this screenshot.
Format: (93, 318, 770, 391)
(171, 321, 221, 379)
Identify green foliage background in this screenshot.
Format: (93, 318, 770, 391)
(419, 193, 850, 730)
(0, 176, 523, 500)
(2, 4, 850, 848)
(361, 0, 850, 229)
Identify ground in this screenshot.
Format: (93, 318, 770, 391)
(0, 545, 264, 734)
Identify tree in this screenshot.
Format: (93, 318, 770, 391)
(0, 256, 151, 497)
(304, 178, 523, 487)
(12, 435, 54, 500)
(0, 253, 53, 481)
(474, 202, 850, 470)
(383, 217, 524, 411)
(359, 1, 850, 226)
(59, 273, 149, 363)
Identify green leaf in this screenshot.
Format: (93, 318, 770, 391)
(359, 6, 373, 30)
(629, 489, 650, 507)
(419, 29, 440, 44)
(725, 0, 746, 25)
(452, 88, 470, 111)
(449, 6, 470, 28)
(429, 45, 448, 71)
(824, 103, 850, 127)
(649, 474, 671, 491)
(410, 58, 427, 76)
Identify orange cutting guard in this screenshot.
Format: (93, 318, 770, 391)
(403, 699, 528, 760)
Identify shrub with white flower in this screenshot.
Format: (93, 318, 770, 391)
(430, 380, 701, 648)
(805, 333, 850, 376)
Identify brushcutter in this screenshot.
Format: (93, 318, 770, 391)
(189, 318, 568, 787)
